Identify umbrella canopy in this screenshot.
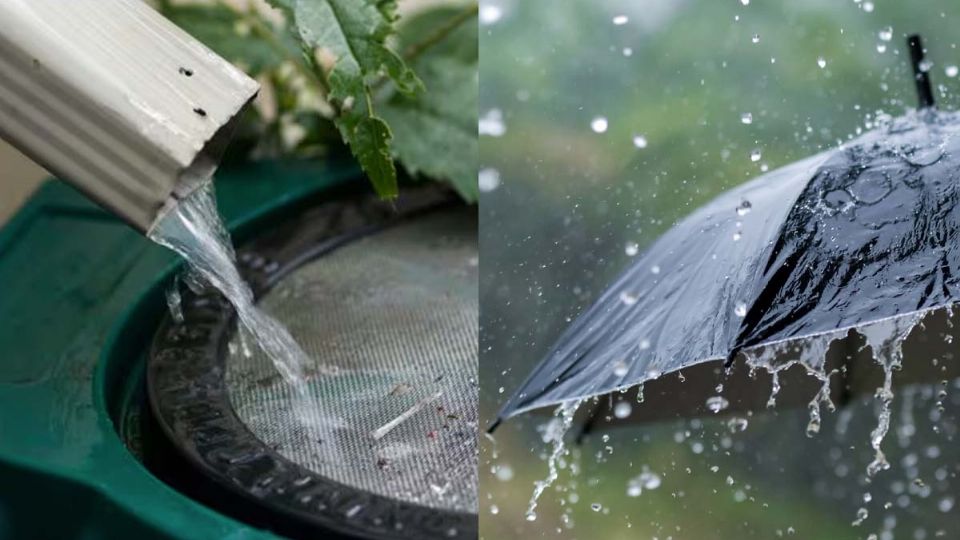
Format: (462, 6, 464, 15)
(492, 35, 960, 430)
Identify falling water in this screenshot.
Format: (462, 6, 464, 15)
(518, 309, 956, 534)
(525, 400, 581, 521)
(149, 182, 318, 394)
(743, 312, 925, 479)
(743, 327, 845, 424)
(859, 314, 924, 478)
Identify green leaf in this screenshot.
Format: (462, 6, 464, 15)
(380, 5, 479, 201)
(346, 116, 398, 197)
(266, 0, 424, 197)
(291, 0, 422, 97)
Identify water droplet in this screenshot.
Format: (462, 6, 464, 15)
(876, 43, 887, 53)
(619, 291, 638, 306)
(479, 109, 506, 137)
(632, 135, 648, 148)
(740, 112, 753, 124)
(489, 504, 500, 515)
(526, 513, 537, 522)
(751, 34, 760, 44)
(706, 395, 730, 413)
(740, 0, 749, 5)
(622, 47, 633, 57)
(946, 65, 959, 78)
(624, 241, 639, 256)
(612, 360, 629, 377)
(495, 464, 514, 481)
(736, 200, 752, 216)
(939, 496, 955, 512)
(478, 168, 501, 192)
(862, 1, 874, 12)
(734, 302, 748, 317)
(806, 406, 821, 437)
(750, 148, 762, 162)
(920, 59, 934, 73)
(612, 15, 628, 25)
(727, 417, 749, 432)
(817, 57, 827, 69)
(878, 26, 893, 41)
(479, 4, 503, 25)
(639, 339, 650, 350)
(590, 117, 608, 133)
(590, 503, 602, 512)
(732, 231, 742, 241)
(626, 469, 662, 497)
(650, 265, 661, 274)
(614, 401, 632, 419)
(852, 507, 869, 526)
(726, 475, 735, 486)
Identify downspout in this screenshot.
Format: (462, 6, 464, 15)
(0, 0, 259, 234)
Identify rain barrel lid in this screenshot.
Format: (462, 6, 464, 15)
(147, 185, 478, 540)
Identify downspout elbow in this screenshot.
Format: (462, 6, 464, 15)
(0, 0, 259, 233)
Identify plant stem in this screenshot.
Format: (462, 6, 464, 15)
(369, 1, 478, 95)
(404, 1, 478, 62)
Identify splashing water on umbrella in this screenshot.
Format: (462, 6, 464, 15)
(495, 35, 960, 531)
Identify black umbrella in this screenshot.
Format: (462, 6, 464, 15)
(491, 35, 960, 438)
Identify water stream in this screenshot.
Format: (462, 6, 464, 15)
(525, 399, 582, 521)
(149, 182, 317, 394)
(743, 313, 925, 479)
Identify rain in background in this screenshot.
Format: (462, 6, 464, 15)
(480, 0, 960, 538)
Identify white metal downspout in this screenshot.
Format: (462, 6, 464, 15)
(0, 0, 260, 233)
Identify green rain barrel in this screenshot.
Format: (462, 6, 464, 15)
(0, 159, 478, 540)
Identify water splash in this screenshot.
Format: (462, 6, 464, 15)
(149, 182, 324, 393)
(859, 314, 923, 478)
(743, 328, 844, 414)
(526, 400, 581, 521)
(744, 312, 924, 480)
(164, 277, 184, 324)
(804, 366, 836, 437)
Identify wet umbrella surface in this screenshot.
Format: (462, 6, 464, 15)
(493, 41, 960, 504)
(496, 106, 960, 421)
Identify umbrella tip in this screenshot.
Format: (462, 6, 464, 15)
(723, 347, 739, 369)
(486, 417, 502, 434)
(907, 34, 935, 110)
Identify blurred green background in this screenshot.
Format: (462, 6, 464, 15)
(479, 0, 960, 538)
